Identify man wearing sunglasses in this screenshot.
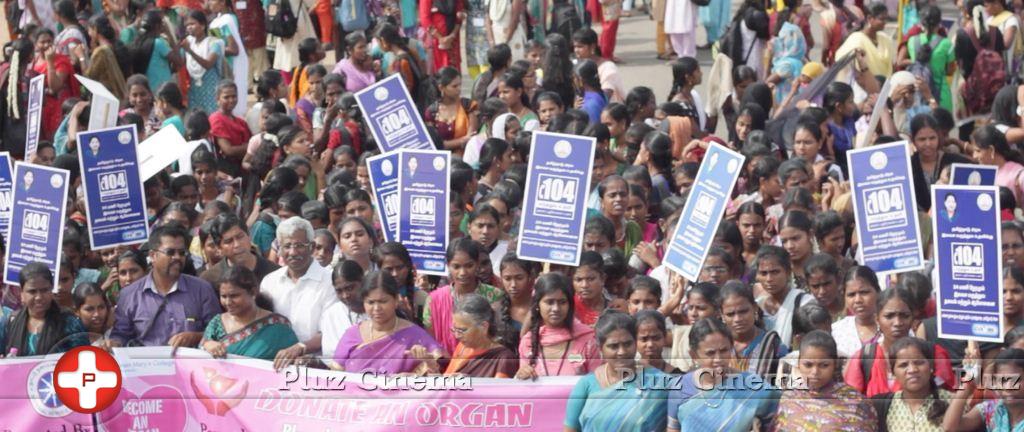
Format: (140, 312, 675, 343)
(106, 223, 220, 349)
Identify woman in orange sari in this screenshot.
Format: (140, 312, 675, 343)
(444, 294, 518, 377)
(424, 67, 477, 156)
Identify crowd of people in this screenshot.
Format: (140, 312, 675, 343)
(3, 0, 1024, 430)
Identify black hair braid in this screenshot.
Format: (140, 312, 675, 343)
(498, 294, 519, 352)
(529, 304, 542, 367)
(926, 377, 947, 426)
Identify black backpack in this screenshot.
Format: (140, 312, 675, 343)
(265, 0, 298, 38)
(399, 54, 438, 114)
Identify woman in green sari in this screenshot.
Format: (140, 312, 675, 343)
(202, 266, 298, 360)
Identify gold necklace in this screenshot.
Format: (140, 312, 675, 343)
(369, 319, 398, 342)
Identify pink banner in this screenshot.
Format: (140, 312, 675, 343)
(0, 356, 95, 430)
(1, 348, 579, 431)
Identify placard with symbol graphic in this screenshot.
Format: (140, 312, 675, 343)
(0, 152, 14, 240)
(397, 149, 450, 276)
(934, 185, 1004, 342)
(367, 152, 400, 243)
(950, 163, 998, 186)
(517, 132, 596, 266)
(847, 141, 924, 275)
(77, 125, 149, 249)
(355, 74, 433, 154)
(3, 163, 69, 285)
(663, 143, 745, 281)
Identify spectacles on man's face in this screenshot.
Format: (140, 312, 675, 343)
(281, 242, 311, 252)
(155, 248, 188, 258)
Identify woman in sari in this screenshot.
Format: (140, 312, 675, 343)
(720, 281, 787, 378)
(30, 28, 77, 142)
(423, 238, 505, 354)
(78, 15, 128, 103)
(444, 294, 518, 377)
(420, 0, 464, 72)
(515, 272, 601, 379)
(774, 330, 877, 431)
(564, 312, 668, 432)
(334, 271, 446, 375)
(424, 67, 477, 155)
(2, 262, 88, 357)
(766, 8, 808, 105)
(668, 317, 779, 432)
(179, 10, 225, 113)
(202, 266, 298, 360)
(835, 2, 894, 78)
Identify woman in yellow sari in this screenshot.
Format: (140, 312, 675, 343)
(425, 67, 478, 156)
(836, 3, 894, 78)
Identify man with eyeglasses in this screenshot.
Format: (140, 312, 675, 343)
(200, 214, 280, 286)
(260, 217, 338, 370)
(107, 224, 220, 349)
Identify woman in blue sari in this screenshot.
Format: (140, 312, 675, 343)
(765, 7, 807, 105)
(564, 312, 668, 432)
(668, 317, 780, 432)
(202, 266, 298, 361)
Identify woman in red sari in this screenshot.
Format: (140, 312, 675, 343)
(419, 0, 465, 73)
(208, 80, 250, 177)
(30, 28, 77, 141)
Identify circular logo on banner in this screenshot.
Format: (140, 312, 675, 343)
(53, 346, 123, 414)
(554, 140, 572, 158)
(978, 193, 994, 212)
(968, 171, 982, 186)
(433, 156, 446, 171)
(50, 174, 63, 189)
(118, 131, 132, 144)
(727, 158, 739, 174)
(374, 87, 389, 101)
(27, 361, 72, 418)
(869, 151, 888, 170)
(381, 160, 394, 176)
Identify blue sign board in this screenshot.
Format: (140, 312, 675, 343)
(3, 163, 69, 285)
(355, 74, 433, 153)
(24, 75, 44, 161)
(847, 141, 924, 274)
(664, 143, 745, 281)
(934, 185, 1003, 342)
(77, 125, 149, 249)
(950, 163, 998, 186)
(516, 132, 596, 266)
(0, 152, 13, 238)
(397, 149, 450, 276)
(367, 152, 400, 243)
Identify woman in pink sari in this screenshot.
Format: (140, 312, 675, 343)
(515, 272, 601, 379)
(333, 271, 445, 375)
(423, 238, 506, 354)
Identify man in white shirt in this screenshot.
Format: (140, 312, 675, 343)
(260, 217, 337, 369)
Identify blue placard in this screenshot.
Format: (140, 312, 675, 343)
(77, 125, 150, 249)
(0, 152, 13, 238)
(355, 74, 433, 153)
(24, 75, 44, 160)
(516, 132, 596, 266)
(397, 149, 450, 276)
(950, 163, 998, 186)
(3, 163, 69, 285)
(933, 185, 1003, 342)
(847, 141, 925, 274)
(367, 152, 400, 243)
(664, 144, 745, 281)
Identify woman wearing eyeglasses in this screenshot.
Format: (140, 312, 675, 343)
(443, 294, 517, 377)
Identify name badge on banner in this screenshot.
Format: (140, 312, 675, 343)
(0, 153, 13, 238)
(3, 163, 69, 285)
(663, 144, 745, 281)
(397, 150, 450, 275)
(24, 75, 44, 161)
(950, 163, 998, 186)
(934, 185, 1003, 342)
(77, 125, 150, 249)
(516, 132, 595, 266)
(367, 152, 400, 243)
(847, 141, 925, 275)
(355, 74, 433, 153)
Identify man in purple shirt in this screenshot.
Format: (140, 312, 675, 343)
(107, 224, 220, 348)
